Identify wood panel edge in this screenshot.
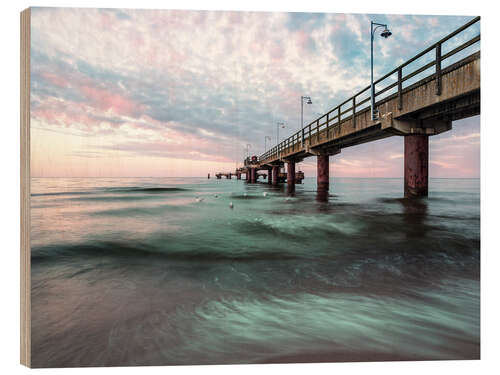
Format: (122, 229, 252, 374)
(20, 7, 31, 368)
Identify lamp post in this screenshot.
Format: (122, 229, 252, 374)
(246, 143, 251, 159)
(300, 96, 312, 145)
(301, 96, 312, 129)
(264, 136, 271, 151)
(276, 122, 285, 144)
(370, 21, 392, 121)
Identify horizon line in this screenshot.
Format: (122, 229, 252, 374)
(30, 176, 481, 179)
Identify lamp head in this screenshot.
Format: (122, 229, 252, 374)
(381, 28, 392, 38)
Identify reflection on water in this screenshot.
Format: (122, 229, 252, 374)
(401, 198, 430, 239)
(30, 177, 480, 367)
(316, 189, 329, 203)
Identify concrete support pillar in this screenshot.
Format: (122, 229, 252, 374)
(404, 135, 429, 197)
(272, 166, 279, 185)
(237, 172, 241, 180)
(317, 154, 329, 192)
(287, 162, 295, 188)
(250, 168, 256, 183)
(267, 169, 272, 184)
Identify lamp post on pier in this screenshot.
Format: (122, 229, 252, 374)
(264, 136, 271, 152)
(370, 21, 392, 121)
(276, 122, 285, 144)
(301, 96, 312, 130)
(300, 96, 312, 146)
(276, 122, 285, 158)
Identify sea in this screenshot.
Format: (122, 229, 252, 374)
(30, 176, 480, 367)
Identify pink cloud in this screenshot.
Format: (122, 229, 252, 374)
(99, 12, 116, 31)
(269, 42, 285, 61)
(32, 97, 123, 132)
(80, 86, 143, 117)
(40, 72, 70, 88)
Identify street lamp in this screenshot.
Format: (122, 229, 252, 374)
(276, 122, 285, 144)
(370, 21, 392, 121)
(264, 136, 271, 151)
(301, 96, 312, 129)
(301, 96, 312, 146)
(246, 143, 251, 158)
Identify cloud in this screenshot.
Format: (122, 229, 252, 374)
(389, 153, 403, 160)
(431, 160, 456, 169)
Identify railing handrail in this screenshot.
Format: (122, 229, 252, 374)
(258, 16, 480, 163)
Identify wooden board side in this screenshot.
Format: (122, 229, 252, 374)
(20, 7, 31, 368)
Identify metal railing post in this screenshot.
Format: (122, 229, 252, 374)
(316, 119, 320, 143)
(398, 66, 403, 110)
(436, 43, 442, 96)
(352, 96, 356, 128)
(337, 106, 341, 133)
(326, 113, 330, 138)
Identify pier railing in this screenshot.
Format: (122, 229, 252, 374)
(259, 16, 480, 164)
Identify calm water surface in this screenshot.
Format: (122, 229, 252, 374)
(30, 177, 480, 367)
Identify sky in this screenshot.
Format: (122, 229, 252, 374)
(30, 8, 480, 178)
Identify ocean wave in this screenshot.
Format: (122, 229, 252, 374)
(89, 203, 190, 217)
(30, 241, 307, 263)
(32, 191, 94, 197)
(104, 187, 189, 193)
(233, 215, 363, 238)
(69, 195, 158, 202)
(172, 284, 479, 363)
(230, 194, 265, 200)
(32, 186, 189, 198)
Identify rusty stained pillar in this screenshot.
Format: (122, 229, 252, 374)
(250, 168, 256, 183)
(287, 162, 295, 188)
(404, 135, 429, 198)
(272, 166, 279, 185)
(267, 168, 272, 184)
(317, 154, 329, 193)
